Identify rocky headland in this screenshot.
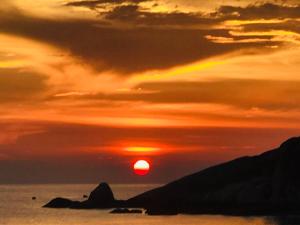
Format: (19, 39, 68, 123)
(44, 137, 300, 216)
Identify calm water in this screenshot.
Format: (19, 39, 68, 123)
(0, 184, 299, 225)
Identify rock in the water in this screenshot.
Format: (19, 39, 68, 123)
(87, 182, 114, 205)
(44, 183, 116, 209)
(43, 198, 79, 208)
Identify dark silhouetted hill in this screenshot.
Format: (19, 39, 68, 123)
(44, 137, 300, 215)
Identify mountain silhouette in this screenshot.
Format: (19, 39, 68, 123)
(44, 137, 300, 215)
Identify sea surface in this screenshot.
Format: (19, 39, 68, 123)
(0, 184, 299, 225)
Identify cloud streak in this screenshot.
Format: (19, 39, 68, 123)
(65, 0, 149, 8)
(56, 79, 300, 110)
(216, 3, 300, 20)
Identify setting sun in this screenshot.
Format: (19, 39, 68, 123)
(133, 160, 150, 176)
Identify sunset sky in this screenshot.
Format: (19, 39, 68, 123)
(1, 0, 300, 183)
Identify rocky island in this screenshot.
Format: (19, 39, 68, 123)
(44, 137, 300, 215)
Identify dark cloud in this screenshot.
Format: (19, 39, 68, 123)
(0, 9, 273, 74)
(69, 1, 300, 23)
(71, 79, 300, 110)
(103, 3, 300, 26)
(243, 19, 300, 34)
(0, 69, 47, 103)
(65, 0, 149, 9)
(67, 0, 218, 26)
(0, 3, 297, 74)
(216, 3, 300, 20)
(104, 5, 215, 26)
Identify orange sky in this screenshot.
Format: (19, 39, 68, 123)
(0, 0, 300, 183)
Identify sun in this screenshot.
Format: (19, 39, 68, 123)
(133, 160, 150, 176)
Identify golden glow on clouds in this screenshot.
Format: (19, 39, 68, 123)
(0, 0, 300, 130)
(206, 35, 270, 44)
(0, 60, 26, 68)
(230, 30, 300, 38)
(124, 146, 160, 153)
(223, 19, 291, 26)
(130, 60, 226, 83)
(208, 31, 300, 45)
(11, 0, 97, 19)
(0, 34, 60, 67)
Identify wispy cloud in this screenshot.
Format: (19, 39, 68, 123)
(51, 79, 300, 111)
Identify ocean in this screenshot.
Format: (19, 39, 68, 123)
(0, 184, 298, 225)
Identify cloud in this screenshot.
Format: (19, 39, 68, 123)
(0, 68, 47, 103)
(65, 0, 149, 9)
(102, 3, 300, 26)
(242, 20, 300, 34)
(0, 8, 272, 74)
(0, 121, 44, 145)
(66, 0, 217, 26)
(0, 2, 298, 75)
(216, 3, 300, 20)
(61, 79, 300, 110)
(104, 4, 214, 26)
(67, 1, 300, 21)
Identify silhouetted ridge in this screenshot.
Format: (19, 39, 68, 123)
(280, 137, 300, 149)
(44, 137, 300, 215)
(127, 137, 300, 214)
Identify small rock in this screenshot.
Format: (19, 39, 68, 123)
(43, 197, 77, 208)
